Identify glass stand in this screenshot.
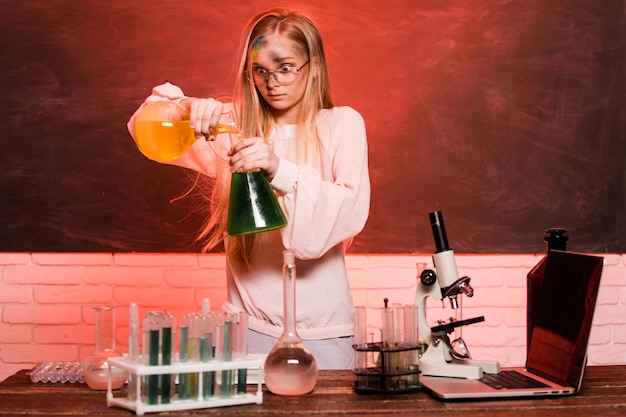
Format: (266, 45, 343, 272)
(106, 355, 264, 415)
(352, 342, 423, 394)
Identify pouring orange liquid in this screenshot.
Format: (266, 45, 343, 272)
(135, 119, 195, 162)
(134, 100, 241, 162)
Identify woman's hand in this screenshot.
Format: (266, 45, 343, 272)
(228, 137, 279, 178)
(184, 97, 224, 139)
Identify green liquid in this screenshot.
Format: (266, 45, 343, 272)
(200, 334, 214, 398)
(161, 327, 172, 403)
(221, 322, 233, 398)
(148, 329, 159, 404)
(178, 326, 189, 400)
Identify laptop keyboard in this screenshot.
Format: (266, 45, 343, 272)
(479, 370, 550, 390)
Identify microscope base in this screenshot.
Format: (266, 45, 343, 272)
(419, 338, 500, 379)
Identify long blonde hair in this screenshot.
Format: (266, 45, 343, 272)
(197, 8, 334, 267)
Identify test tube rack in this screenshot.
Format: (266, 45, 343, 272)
(352, 342, 423, 394)
(106, 354, 264, 415)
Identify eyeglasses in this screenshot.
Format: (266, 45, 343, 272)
(251, 61, 310, 85)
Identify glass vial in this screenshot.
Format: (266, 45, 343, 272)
(83, 306, 128, 390)
(263, 250, 318, 396)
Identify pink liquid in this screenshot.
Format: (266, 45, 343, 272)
(264, 347, 318, 396)
(84, 367, 127, 390)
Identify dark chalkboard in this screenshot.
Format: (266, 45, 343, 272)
(1, 0, 624, 253)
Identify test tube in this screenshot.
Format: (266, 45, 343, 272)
(393, 303, 408, 375)
(188, 314, 201, 399)
(178, 315, 190, 400)
(140, 317, 154, 402)
(353, 306, 367, 371)
(202, 298, 211, 315)
(221, 315, 234, 397)
(147, 317, 160, 405)
(393, 303, 405, 345)
(214, 314, 224, 396)
(403, 305, 420, 387)
(382, 299, 395, 348)
(160, 313, 174, 404)
(127, 303, 139, 403)
(236, 312, 248, 394)
(200, 312, 215, 399)
(381, 299, 397, 384)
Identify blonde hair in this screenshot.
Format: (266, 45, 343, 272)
(196, 9, 334, 268)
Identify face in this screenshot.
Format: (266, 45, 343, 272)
(251, 33, 310, 124)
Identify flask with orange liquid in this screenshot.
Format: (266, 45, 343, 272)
(133, 100, 239, 162)
(134, 100, 196, 162)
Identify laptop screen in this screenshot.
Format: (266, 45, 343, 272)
(526, 250, 603, 387)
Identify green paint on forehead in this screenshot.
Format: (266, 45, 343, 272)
(251, 36, 264, 62)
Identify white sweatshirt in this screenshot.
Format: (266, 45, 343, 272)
(128, 83, 370, 340)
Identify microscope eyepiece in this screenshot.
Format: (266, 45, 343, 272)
(429, 211, 450, 253)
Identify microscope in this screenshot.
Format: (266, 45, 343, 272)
(415, 211, 500, 379)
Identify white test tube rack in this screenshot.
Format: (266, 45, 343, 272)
(106, 354, 264, 415)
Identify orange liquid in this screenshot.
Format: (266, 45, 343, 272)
(134, 120, 195, 162)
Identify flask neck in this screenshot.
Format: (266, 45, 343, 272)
(281, 259, 300, 342)
(93, 306, 117, 352)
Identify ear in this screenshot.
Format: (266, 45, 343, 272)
(311, 57, 320, 77)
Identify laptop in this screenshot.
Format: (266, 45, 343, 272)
(420, 250, 604, 400)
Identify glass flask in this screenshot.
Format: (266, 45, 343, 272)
(263, 250, 318, 396)
(134, 100, 195, 162)
(83, 306, 128, 390)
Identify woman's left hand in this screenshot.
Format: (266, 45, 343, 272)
(228, 137, 279, 178)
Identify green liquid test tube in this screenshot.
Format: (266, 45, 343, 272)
(237, 312, 249, 394)
(221, 319, 233, 398)
(161, 315, 173, 404)
(200, 332, 214, 398)
(178, 323, 189, 400)
(200, 312, 215, 399)
(148, 322, 160, 405)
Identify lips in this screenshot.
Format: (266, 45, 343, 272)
(267, 93, 285, 101)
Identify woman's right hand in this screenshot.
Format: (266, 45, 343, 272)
(184, 97, 224, 139)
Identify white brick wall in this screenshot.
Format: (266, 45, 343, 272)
(0, 252, 624, 382)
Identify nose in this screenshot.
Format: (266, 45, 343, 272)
(266, 72, 281, 87)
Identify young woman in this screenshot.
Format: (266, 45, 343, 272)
(128, 8, 370, 369)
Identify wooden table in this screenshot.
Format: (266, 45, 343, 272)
(1, 366, 625, 416)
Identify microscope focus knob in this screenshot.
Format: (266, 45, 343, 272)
(420, 269, 437, 286)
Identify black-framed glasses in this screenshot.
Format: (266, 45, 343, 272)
(252, 61, 310, 85)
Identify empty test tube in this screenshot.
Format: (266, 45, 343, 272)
(382, 298, 395, 348)
(393, 303, 405, 345)
(127, 303, 139, 402)
(353, 306, 368, 371)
